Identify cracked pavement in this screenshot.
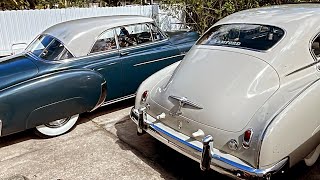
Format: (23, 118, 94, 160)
(0, 99, 319, 180)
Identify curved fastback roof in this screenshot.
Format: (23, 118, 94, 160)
(42, 15, 154, 57)
(217, 4, 320, 30)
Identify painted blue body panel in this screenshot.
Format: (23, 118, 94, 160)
(0, 30, 198, 136)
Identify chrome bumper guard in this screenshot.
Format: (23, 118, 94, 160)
(130, 107, 288, 179)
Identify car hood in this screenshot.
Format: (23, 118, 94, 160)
(150, 47, 280, 132)
(0, 54, 39, 90)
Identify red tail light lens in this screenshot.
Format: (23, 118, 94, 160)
(141, 90, 149, 104)
(243, 129, 253, 149)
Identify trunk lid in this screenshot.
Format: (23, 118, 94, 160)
(150, 47, 279, 132)
(0, 54, 39, 90)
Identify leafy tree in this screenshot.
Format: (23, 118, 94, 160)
(161, 0, 320, 33)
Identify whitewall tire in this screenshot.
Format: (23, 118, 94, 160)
(35, 114, 79, 137)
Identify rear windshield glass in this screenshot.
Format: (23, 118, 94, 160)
(197, 24, 285, 51)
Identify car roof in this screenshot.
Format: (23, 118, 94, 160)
(216, 4, 320, 29)
(42, 15, 154, 57)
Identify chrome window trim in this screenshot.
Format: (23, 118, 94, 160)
(28, 34, 76, 59)
(308, 31, 320, 72)
(118, 38, 169, 53)
(88, 28, 119, 55)
(87, 22, 168, 56)
(133, 54, 185, 67)
(116, 22, 169, 51)
(197, 23, 287, 53)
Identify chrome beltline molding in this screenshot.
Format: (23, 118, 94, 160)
(133, 54, 185, 67)
(130, 107, 288, 179)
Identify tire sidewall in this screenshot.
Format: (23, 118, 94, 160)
(35, 114, 79, 137)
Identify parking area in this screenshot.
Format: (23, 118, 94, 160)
(0, 99, 319, 180)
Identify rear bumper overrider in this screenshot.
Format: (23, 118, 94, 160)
(130, 107, 288, 179)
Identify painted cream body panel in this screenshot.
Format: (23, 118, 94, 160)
(134, 60, 181, 109)
(259, 79, 320, 168)
(151, 46, 279, 132)
(134, 5, 320, 169)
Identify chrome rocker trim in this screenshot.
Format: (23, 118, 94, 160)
(130, 107, 288, 179)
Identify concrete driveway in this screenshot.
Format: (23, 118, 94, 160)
(0, 99, 319, 180)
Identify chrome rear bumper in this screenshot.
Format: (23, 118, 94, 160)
(130, 107, 288, 179)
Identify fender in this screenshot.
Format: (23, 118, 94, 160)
(134, 61, 181, 109)
(259, 78, 320, 168)
(0, 69, 106, 136)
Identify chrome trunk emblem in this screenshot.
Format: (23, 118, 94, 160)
(169, 95, 203, 116)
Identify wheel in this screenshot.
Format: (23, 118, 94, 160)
(34, 114, 79, 138)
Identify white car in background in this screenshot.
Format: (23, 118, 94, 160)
(130, 4, 320, 179)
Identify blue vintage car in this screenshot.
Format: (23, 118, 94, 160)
(0, 15, 198, 137)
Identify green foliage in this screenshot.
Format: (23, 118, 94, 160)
(0, 0, 121, 10)
(162, 0, 320, 33)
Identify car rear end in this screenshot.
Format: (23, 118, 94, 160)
(130, 23, 290, 179)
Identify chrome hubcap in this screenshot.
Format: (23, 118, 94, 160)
(44, 117, 71, 128)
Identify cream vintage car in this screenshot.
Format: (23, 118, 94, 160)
(130, 4, 320, 179)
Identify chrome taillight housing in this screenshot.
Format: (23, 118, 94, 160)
(140, 90, 149, 104)
(243, 128, 253, 149)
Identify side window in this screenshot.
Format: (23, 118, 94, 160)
(150, 23, 165, 41)
(116, 23, 152, 48)
(40, 39, 64, 60)
(91, 29, 117, 54)
(312, 36, 320, 58)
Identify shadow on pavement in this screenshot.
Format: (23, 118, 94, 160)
(114, 117, 231, 180)
(0, 99, 135, 148)
(0, 129, 39, 148)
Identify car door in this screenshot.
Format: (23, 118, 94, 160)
(117, 23, 182, 96)
(78, 28, 124, 101)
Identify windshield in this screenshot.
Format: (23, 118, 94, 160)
(27, 35, 73, 60)
(197, 24, 285, 51)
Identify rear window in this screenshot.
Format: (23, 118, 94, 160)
(197, 24, 285, 51)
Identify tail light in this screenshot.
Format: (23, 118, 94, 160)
(140, 90, 149, 104)
(243, 129, 253, 149)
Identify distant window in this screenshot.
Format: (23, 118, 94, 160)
(197, 24, 285, 51)
(27, 35, 73, 60)
(311, 36, 320, 58)
(91, 29, 117, 54)
(149, 23, 165, 41)
(116, 23, 152, 48)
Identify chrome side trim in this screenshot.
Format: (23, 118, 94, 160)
(0, 120, 2, 136)
(102, 94, 136, 106)
(90, 81, 107, 112)
(133, 54, 185, 67)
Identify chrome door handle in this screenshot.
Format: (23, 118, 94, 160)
(120, 52, 130, 56)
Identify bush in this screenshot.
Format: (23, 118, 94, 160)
(161, 0, 319, 33)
